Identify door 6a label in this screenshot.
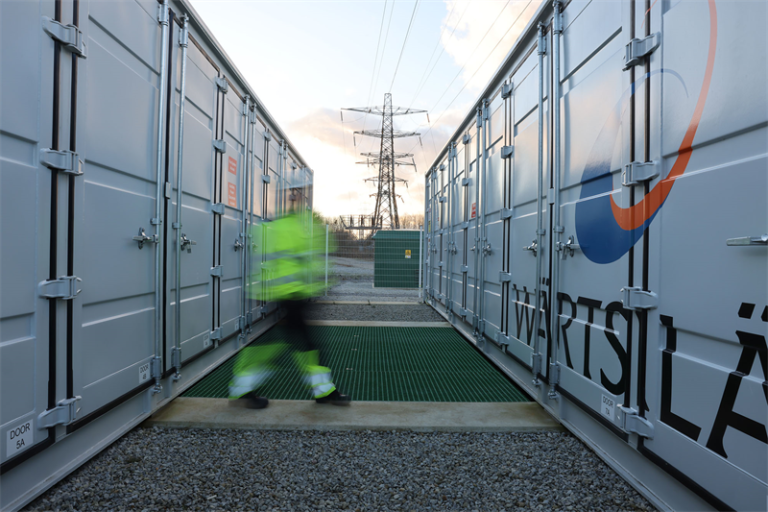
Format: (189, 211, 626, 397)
(6, 421, 33, 458)
(601, 395, 616, 421)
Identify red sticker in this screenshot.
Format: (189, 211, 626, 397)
(228, 183, 237, 207)
(470, 202, 477, 219)
(228, 156, 237, 175)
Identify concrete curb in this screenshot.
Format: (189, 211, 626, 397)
(144, 398, 565, 433)
(304, 320, 450, 328)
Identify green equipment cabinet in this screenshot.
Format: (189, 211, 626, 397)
(372, 230, 421, 288)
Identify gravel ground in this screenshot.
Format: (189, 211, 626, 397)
(25, 428, 658, 512)
(318, 279, 422, 303)
(306, 304, 444, 322)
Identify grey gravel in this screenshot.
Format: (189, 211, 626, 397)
(25, 428, 658, 512)
(318, 256, 423, 303)
(306, 304, 444, 322)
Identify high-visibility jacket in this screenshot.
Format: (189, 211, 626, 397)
(252, 213, 332, 301)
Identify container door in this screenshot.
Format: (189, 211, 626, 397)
(69, 0, 168, 420)
(450, 143, 466, 318)
(218, 85, 245, 341)
(551, 0, 635, 436)
(438, 157, 449, 305)
(246, 119, 266, 325)
(465, 128, 480, 325)
(0, 0, 58, 467)
(428, 172, 440, 301)
(480, 93, 505, 342)
(640, 2, 768, 510)
(506, 48, 550, 375)
(166, 32, 218, 366)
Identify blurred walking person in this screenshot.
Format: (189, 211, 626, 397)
(229, 185, 349, 409)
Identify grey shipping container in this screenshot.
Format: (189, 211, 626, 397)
(424, 1, 767, 511)
(0, 1, 313, 509)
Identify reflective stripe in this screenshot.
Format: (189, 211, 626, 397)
(306, 372, 333, 387)
(312, 382, 336, 398)
(228, 369, 273, 398)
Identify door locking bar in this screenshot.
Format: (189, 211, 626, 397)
(133, 227, 158, 249)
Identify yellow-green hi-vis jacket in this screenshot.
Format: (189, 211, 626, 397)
(251, 213, 332, 302)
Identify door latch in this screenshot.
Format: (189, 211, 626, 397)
(523, 239, 538, 255)
(726, 234, 768, 246)
(133, 227, 158, 249)
(180, 234, 196, 253)
(234, 238, 244, 251)
(620, 406, 654, 438)
(557, 236, 579, 257)
(38, 275, 82, 300)
(38, 396, 82, 428)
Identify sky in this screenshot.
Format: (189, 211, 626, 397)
(188, 0, 542, 218)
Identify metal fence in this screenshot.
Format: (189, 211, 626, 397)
(320, 226, 424, 302)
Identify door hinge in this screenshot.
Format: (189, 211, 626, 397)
(151, 356, 163, 380)
(37, 396, 82, 428)
(501, 208, 512, 220)
(620, 407, 654, 438)
(42, 17, 86, 57)
(461, 265, 469, 273)
(461, 178, 471, 187)
(459, 307, 469, 318)
(439, 164, 446, 171)
(215, 76, 229, 93)
(263, 131, 272, 141)
(211, 203, 225, 215)
(238, 315, 248, 332)
(171, 347, 182, 370)
(621, 287, 658, 310)
(462, 134, 470, 145)
(38, 276, 82, 300)
(439, 196, 447, 203)
(501, 146, 514, 159)
(213, 139, 227, 153)
(547, 188, 555, 205)
(624, 33, 660, 70)
(261, 174, 271, 183)
(246, 311, 254, 326)
(494, 331, 510, 349)
(498, 272, 512, 283)
(501, 82, 513, 99)
(39, 149, 83, 175)
(531, 353, 543, 376)
(622, 161, 659, 186)
(210, 265, 223, 277)
(549, 362, 561, 385)
(210, 328, 222, 343)
(164, 182, 172, 199)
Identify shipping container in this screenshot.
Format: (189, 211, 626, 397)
(0, 1, 313, 509)
(424, 1, 768, 511)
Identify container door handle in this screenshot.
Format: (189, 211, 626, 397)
(523, 240, 538, 255)
(133, 227, 158, 249)
(180, 234, 197, 253)
(726, 234, 768, 246)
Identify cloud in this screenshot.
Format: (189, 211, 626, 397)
(440, 1, 541, 92)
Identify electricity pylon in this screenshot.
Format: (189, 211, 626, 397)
(342, 93, 426, 229)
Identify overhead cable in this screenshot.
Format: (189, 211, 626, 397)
(389, 0, 421, 92)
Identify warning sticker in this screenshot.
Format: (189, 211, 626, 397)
(405, 250, 412, 259)
(7, 420, 33, 458)
(470, 202, 477, 219)
(227, 156, 238, 207)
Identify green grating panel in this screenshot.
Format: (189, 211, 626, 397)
(183, 326, 529, 402)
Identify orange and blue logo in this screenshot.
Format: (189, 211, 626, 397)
(576, 0, 717, 264)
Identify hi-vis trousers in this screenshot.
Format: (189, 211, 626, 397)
(229, 301, 337, 400)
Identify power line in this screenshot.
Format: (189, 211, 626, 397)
(366, 0, 389, 107)
(389, 0, 420, 92)
(408, 0, 470, 109)
(426, 0, 512, 115)
(406, 0, 535, 157)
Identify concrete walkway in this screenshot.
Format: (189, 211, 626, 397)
(144, 397, 564, 433)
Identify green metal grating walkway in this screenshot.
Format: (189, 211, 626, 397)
(183, 326, 529, 402)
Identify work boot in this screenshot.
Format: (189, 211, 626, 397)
(240, 392, 269, 409)
(315, 389, 351, 406)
